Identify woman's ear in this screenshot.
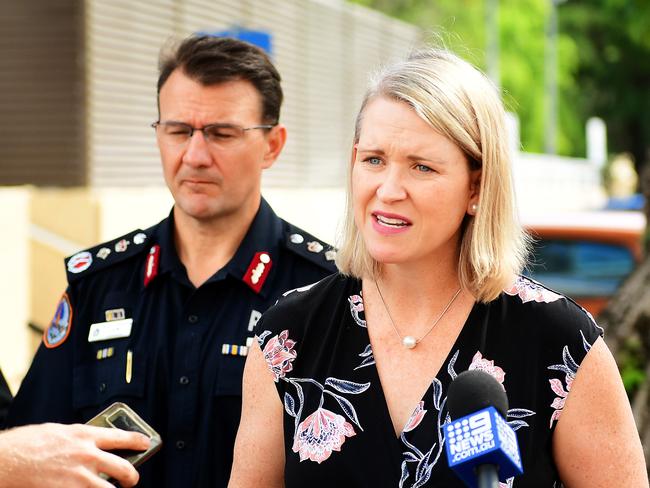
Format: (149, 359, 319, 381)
(467, 169, 482, 215)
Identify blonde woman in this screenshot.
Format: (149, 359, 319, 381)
(229, 48, 647, 487)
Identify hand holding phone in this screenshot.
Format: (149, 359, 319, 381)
(86, 402, 162, 482)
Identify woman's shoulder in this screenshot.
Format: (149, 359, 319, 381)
(274, 272, 355, 310)
(256, 273, 358, 335)
(499, 275, 603, 347)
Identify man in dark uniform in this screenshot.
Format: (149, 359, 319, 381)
(0, 369, 11, 428)
(7, 35, 336, 487)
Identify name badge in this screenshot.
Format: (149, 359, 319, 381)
(88, 318, 133, 342)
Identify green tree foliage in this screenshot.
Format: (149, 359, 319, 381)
(349, 0, 649, 163)
(562, 0, 650, 173)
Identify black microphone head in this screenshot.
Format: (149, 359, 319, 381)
(447, 369, 509, 419)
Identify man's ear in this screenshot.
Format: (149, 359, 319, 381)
(261, 124, 287, 169)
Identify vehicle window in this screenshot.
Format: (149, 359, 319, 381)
(525, 239, 636, 297)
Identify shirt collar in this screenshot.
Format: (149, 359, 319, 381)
(225, 197, 283, 296)
(149, 199, 283, 295)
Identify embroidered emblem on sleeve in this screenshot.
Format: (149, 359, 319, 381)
(44, 294, 73, 348)
(67, 251, 93, 274)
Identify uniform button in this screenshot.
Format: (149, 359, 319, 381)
(188, 314, 198, 324)
(99, 382, 107, 393)
(179, 376, 190, 385)
(176, 440, 185, 450)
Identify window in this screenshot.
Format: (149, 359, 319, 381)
(525, 239, 636, 298)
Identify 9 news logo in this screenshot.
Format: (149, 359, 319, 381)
(446, 410, 496, 463)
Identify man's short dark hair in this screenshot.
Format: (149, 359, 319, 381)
(157, 35, 283, 124)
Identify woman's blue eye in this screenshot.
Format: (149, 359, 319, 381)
(415, 164, 433, 173)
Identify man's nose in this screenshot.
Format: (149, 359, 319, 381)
(182, 130, 212, 167)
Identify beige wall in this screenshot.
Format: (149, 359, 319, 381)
(0, 188, 32, 393)
(1, 185, 345, 392)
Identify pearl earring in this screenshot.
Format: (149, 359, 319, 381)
(470, 203, 478, 214)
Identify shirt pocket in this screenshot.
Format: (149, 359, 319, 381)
(73, 345, 147, 412)
(213, 356, 246, 397)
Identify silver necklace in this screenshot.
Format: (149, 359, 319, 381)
(375, 280, 462, 350)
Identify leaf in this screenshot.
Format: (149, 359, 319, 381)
(325, 377, 371, 394)
(403, 451, 419, 462)
(284, 392, 296, 417)
(354, 357, 375, 371)
(447, 350, 460, 380)
(562, 346, 579, 373)
(358, 344, 373, 357)
(432, 378, 443, 410)
(414, 447, 433, 486)
(328, 392, 363, 430)
(548, 364, 573, 376)
(399, 460, 409, 488)
(256, 330, 271, 344)
(507, 408, 536, 419)
(508, 420, 529, 431)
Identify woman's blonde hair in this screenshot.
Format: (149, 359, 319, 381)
(335, 47, 529, 302)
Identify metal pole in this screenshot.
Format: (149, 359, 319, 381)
(544, 0, 557, 154)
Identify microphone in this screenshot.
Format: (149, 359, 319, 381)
(443, 370, 523, 488)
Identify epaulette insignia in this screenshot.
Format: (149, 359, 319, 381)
(65, 229, 150, 283)
(44, 293, 73, 349)
(144, 245, 160, 287)
(285, 225, 337, 271)
(243, 252, 273, 293)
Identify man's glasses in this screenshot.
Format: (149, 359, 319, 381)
(151, 121, 276, 148)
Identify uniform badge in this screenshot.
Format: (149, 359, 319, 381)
(144, 245, 160, 287)
(96, 247, 111, 260)
(67, 251, 93, 274)
(88, 318, 133, 342)
(221, 343, 249, 357)
(44, 294, 73, 348)
(133, 233, 147, 245)
(248, 310, 262, 331)
(105, 308, 126, 322)
(325, 249, 337, 261)
(96, 347, 114, 360)
(290, 233, 304, 244)
(114, 239, 130, 252)
(307, 241, 324, 253)
(243, 252, 273, 293)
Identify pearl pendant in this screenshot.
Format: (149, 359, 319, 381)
(402, 336, 417, 349)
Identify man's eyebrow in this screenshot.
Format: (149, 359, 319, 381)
(356, 147, 385, 155)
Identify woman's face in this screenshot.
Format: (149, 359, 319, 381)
(352, 96, 480, 268)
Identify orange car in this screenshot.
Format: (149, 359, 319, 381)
(523, 210, 646, 317)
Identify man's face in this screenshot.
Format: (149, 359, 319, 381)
(156, 69, 284, 224)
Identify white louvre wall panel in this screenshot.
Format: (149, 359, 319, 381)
(85, 0, 421, 188)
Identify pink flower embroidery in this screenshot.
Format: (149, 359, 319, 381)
(504, 277, 563, 304)
(469, 351, 506, 386)
(349, 294, 364, 312)
(403, 401, 427, 433)
(292, 408, 356, 463)
(549, 375, 573, 427)
(262, 330, 297, 382)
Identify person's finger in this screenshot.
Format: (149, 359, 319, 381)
(86, 425, 150, 451)
(93, 450, 141, 488)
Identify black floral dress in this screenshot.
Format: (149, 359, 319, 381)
(256, 273, 602, 487)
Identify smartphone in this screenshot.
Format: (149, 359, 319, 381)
(86, 402, 162, 479)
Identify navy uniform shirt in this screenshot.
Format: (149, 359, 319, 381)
(7, 198, 336, 487)
(0, 368, 11, 428)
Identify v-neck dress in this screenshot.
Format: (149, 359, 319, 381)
(256, 273, 603, 487)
